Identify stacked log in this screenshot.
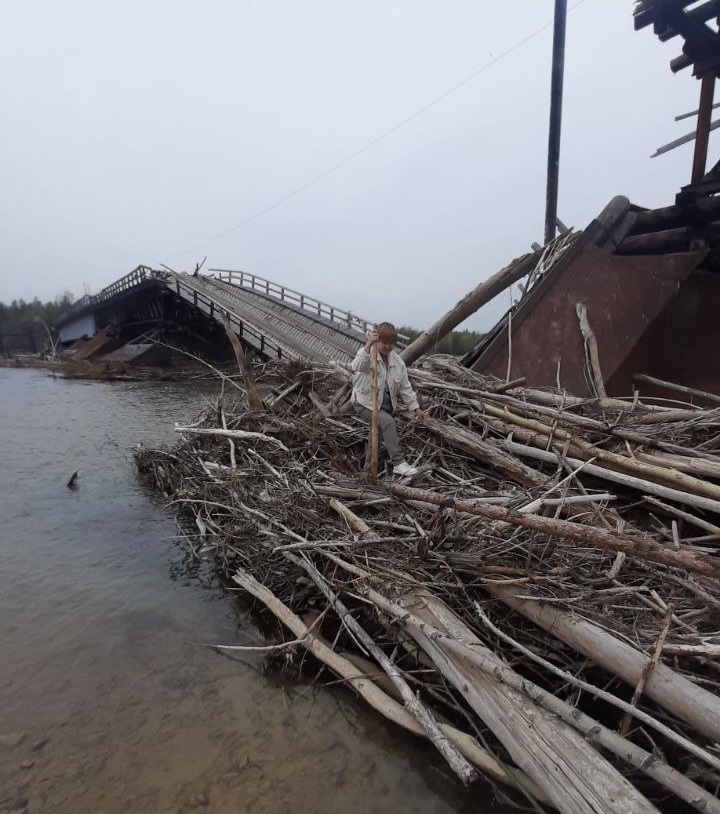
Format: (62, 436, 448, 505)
(136, 356, 720, 813)
(618, 197, 720, 260)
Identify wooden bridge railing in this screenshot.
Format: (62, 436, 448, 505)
(91, 265, 166, 304)
(55, 265, 167, 326)
(210, 268, 373, 337)
(171, 274, 286, 360)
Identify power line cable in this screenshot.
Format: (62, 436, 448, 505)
(173, 0, 594, 258)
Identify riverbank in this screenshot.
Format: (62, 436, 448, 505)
(0, 354, 223, 381)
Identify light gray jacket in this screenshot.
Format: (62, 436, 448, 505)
(351, 347, 419, 413)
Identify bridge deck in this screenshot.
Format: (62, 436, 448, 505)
(175, 274, 364, 364)
(56, 266, 370, 365)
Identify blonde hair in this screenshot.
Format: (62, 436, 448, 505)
(376, 322, 397, 344)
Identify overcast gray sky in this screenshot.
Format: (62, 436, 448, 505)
(0, 1, 708, 331)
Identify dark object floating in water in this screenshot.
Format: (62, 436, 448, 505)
(66, 471, 78, 489)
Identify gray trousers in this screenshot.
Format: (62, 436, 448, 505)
(354, 404, 403, 465)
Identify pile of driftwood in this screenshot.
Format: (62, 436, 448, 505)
(136, 355, 720, 814)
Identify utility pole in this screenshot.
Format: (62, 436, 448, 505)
(544, 0, 567, 245)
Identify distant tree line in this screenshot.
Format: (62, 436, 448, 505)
(0, 292, 75, 328)
(398, 325, 484, 357)
(0, 293, 75, 355)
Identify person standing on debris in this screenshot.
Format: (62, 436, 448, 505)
(351, 322, 425, 477)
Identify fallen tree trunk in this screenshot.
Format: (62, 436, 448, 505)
(423, 418, 544, 488)
(387, 483, 720, 579)
(486, 581, 720, 743)
(401, 590, 661, 814)
(174, 425, 289, 450)
(499, 435, 720, 516)
(322, 550, 719, 813)
(476, 401, 720, 504)
(576, 303, 607, 399)
(635, 450, 720, 480)
(400, 251, 540, 366)
(634, 373, 720, 406)
(229, 567, 536, 795)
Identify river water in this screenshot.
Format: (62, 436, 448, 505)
(0, 368, 498, 814)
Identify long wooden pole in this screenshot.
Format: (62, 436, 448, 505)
(544, 0, 567, 245)
(634, 372, 720, 405)
(283, 551, 478, 785)
(370, 337, 379, 484)
(400, 252, 538, 366)
(478, 405, 720, 504)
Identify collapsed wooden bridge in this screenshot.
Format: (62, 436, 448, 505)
(54, 266, 374, 366)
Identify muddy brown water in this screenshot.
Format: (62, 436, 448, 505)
(0, 368, 503, 814)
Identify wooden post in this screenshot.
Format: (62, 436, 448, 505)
(370, 336, 379, 485)
(692, 73, 715, 184)
(222, 312, 263, 411)
(575, 303, 607, 398)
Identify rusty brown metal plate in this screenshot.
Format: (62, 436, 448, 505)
(471, 242, 706, 398)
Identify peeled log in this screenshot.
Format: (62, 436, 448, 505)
(486, 582, 720, 744)
(629, 195, 720, 234)
(400, 251, 539, 366)
(324, 552, 720, 814)
(478, 400, 720, 505)
(402, 591, 660, 814)
(230, 568, 539, 797)
(499, 436, 720, 517)
(423, 417, 544, 488)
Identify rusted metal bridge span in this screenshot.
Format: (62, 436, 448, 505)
(55, 266, 374, 365)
